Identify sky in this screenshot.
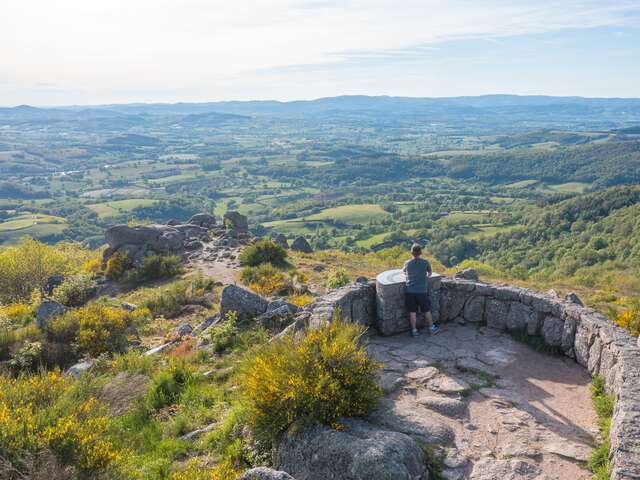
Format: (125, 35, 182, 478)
(1, 0, 640, 106)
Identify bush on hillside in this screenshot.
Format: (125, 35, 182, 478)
(210, 311, 239, 354)
(615, 301, 640, 337)
(241, 320, 381, 441)
(0, 238, 94, 303)
(239, 239, 287, 267)
(46, 303, 146, 357)
(0, 302, 33, 326)
(145, 362, 194, 411)
(140, 276, 216, 319)
(52, 273, 97, 307)
(240, 263, 292, 296)
(0, 371, 123, 478)
(326, 267, 350, 290)
(125, 254, 183, 285)
(105, 252, 132, 281)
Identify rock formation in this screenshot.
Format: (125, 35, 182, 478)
(274, 233, 289, 249)
(291, 236, 313, 253)
(102, 213, 219, 266)
(220, 284, 269, 322)
(223, 211, 249, 232)
(276, 419, 429, 480)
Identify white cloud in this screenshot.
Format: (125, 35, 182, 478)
(1, 0, 639, 104)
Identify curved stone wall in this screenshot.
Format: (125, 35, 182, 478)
(373, 273, 640, 480)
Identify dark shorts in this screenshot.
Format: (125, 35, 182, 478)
(405, 292, 431, 313)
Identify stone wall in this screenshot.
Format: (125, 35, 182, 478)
(376, 269, 441, 335)
(309, 281, 377, 329)
(434, 277, 640, 480)
(308, 274, 640, 478)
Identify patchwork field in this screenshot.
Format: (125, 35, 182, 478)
(87, 199, 158, 218)
(0, 213, 67, 243)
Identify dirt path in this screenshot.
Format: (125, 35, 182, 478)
(367, 323, 598, 480)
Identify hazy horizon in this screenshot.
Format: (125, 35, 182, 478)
(4, 92, 640, 110)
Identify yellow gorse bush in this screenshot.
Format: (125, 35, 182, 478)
(616, 303, 640, 337)
(0, 302, 32, 324)
(241, 320, 381, 441)
(0, 371, 122, 476)
(0, 238, 94, 303)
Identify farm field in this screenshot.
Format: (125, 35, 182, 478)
(87, 199, 158, 218)
(0, 213, 67, 243)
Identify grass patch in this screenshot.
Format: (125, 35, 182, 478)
(588, 375, 613, 479)
(417, 442, 445, 480)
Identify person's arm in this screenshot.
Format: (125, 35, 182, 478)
(426, 260, 432, 278)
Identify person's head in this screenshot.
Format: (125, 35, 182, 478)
(411, 243, 422, 257)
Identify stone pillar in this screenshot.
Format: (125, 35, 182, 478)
(375, 269, 441, 336)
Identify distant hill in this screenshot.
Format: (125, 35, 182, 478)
(177, 111, 250, 127)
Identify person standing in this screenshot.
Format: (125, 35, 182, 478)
(403, 243, 440, 337)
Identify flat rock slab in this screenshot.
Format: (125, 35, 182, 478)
(427, 375, 470, 394)
(416, 392, 466, 417)
(405, 366, 438, 382)
(544, 441, 592, 462)
(470, 458, 541, 480)
(377, 372, 404, 393)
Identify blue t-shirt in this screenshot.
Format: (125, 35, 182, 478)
(403, 257, 432, 294)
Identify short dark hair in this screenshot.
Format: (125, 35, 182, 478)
(411, 243, 422, 256)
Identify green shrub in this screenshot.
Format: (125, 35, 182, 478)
(9, 341, 42, 372)
(46, 303, 139, 357)
(0, 238, 94, 303)
(241, 320, 381, 441)
(105, 252, 132, 281)
(145, 362, 194, 411)
(240, 263, 292, 296)
(211, 311, 239, 354)
(125, 255, 183, 285)
(239, 239, 287, 267)
(326, 268, 350, 290)
(52, 273, 97, 307)
(140, 277, 213, 319)
(0, 328, 16, 361)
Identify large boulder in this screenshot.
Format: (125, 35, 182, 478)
(105, 224, 161, 250)
(36, 299, 67, 330)
(239, 468, 296, 480)
(455, 268, 479, 281)
(274, 233, 289, 249)
(276, 419, 428, 480)
(220, 284, 269, 322)
(188, 212, 217, 228)
(44, 274, 65, 296)
(223, 211, 249, 232)
(291, 236, 313, 253)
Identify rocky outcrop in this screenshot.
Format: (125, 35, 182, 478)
(274, 233, 289, 249)
(36, 299, 67, 329)
(291, 236, 313, 253)
(188, 213, 217, 228)
(276, 419, 429, 480)
(223, 211, 249, 232)
(454, 268, 479, 281)
(102, 214, 219, 266)
(220, 284, 269, 322)
(239, 468, 296, 480)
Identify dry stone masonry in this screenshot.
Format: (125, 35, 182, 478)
(331, 271, 640, 480)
